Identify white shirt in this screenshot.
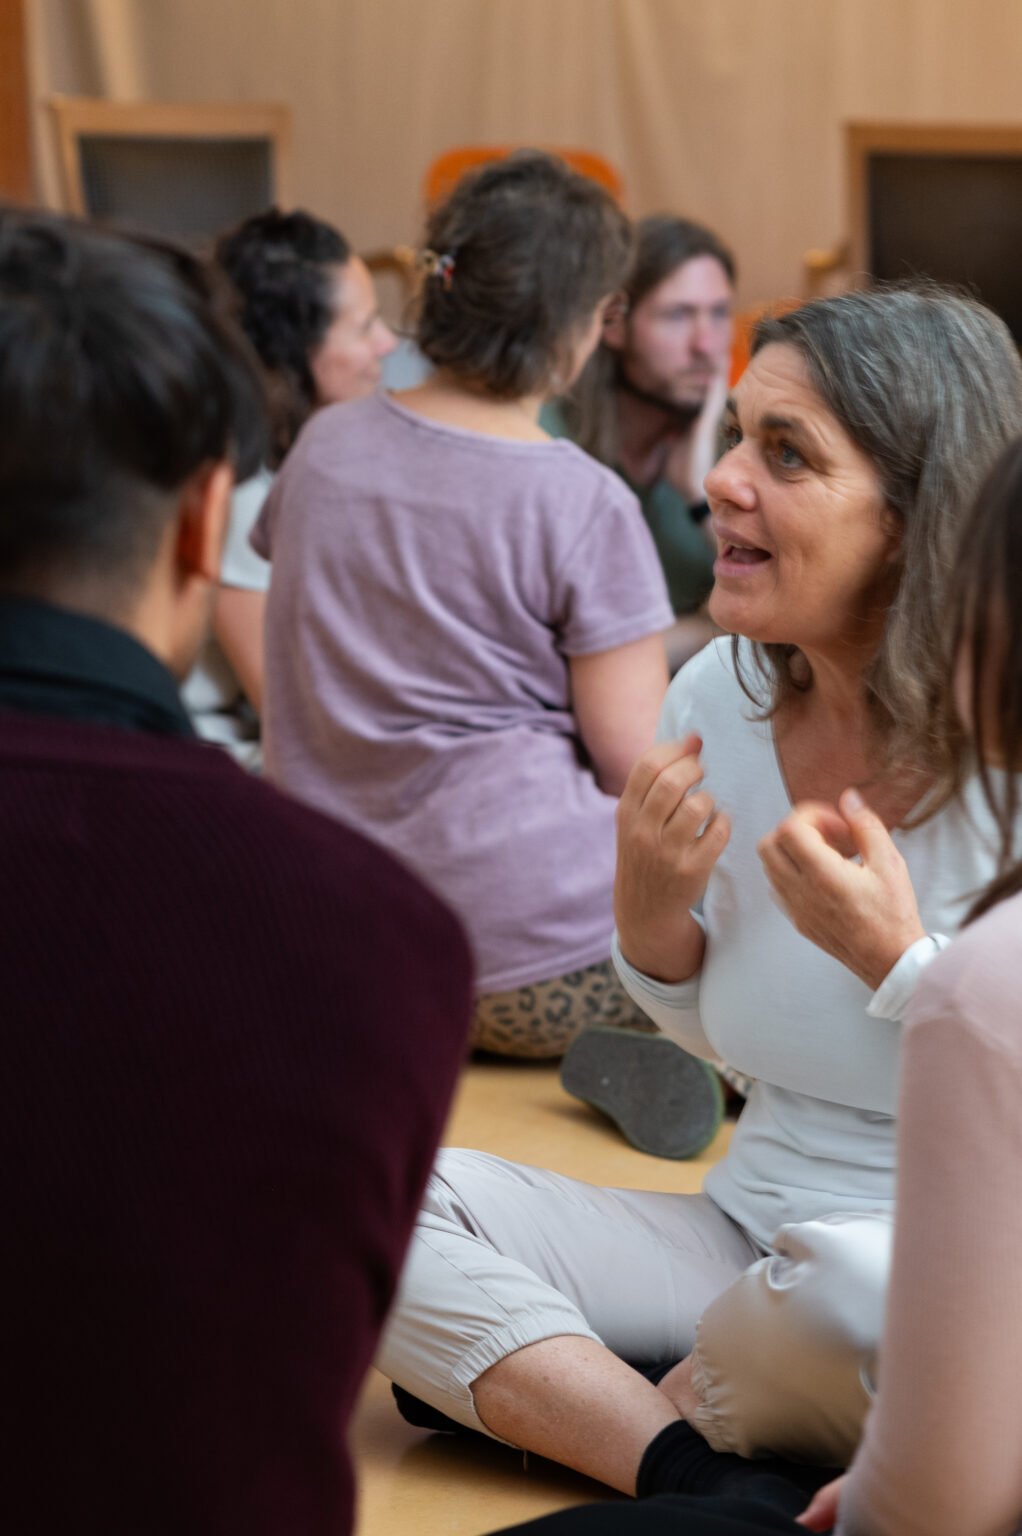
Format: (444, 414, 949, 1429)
(614, 639, 1000, 1247)
(181, 469, 272, 759)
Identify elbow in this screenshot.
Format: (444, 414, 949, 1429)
(593, 763, 630, 797)
(588, 746, 640, 797)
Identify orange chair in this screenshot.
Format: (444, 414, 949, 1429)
(423, 145, 625, 208)
(729, 299, 803, 386)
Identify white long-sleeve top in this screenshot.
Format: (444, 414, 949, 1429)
(840, 888, 1022, 1536)
(614, 639, 1000, 1248)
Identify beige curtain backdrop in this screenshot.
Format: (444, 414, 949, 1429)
(24, 0, 1022, 307)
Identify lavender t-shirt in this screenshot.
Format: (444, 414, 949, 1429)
(253, 392, 673, 992)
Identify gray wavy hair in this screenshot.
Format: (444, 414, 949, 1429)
(736, 283, 1022, 812)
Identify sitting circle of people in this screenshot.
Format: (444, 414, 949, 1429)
(6, 144, 1022, 1536)
(375, 269, 1022, 1511)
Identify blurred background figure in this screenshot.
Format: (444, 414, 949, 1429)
(548, 216, 735, 671)
(181, 207, 396, 765)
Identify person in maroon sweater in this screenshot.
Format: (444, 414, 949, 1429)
(0, 208, 473, 1535)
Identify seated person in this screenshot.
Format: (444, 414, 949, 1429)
(376, 283, 1022, 1492)
(0, 207, 471, 1536)
(546, 215, 736, 671)
(252, 151, 722, 1137)
(182, 207, 397, 764)
(488, 433, 1022, 1536)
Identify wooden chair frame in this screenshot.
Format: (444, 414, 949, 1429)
(849, 121, 1022, 278)
(805, 121, 1022, 296)
(47, 96, 293, 217)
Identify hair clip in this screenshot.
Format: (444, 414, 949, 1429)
(419, 248, 456, 291)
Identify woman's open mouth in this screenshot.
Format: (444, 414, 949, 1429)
(715, 539, 773, 576)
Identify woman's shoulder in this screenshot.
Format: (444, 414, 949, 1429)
(544, 435, 629, 488)
(908, 888, 1022, 1058)
(303, 391, 386, 445)
(658, 637, 750, 733)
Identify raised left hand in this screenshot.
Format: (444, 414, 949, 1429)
(757, 789, 926, 990)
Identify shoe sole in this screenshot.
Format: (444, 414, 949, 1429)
(560, 1027, 724, 1160)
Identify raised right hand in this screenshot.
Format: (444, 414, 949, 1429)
(614, 735, 731, 982)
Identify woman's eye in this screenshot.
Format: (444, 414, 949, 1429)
(722, 424, 742, 450)
(776, 441, 804, 469)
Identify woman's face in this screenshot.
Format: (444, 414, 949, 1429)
(705, 343, 900, 657)
(308, 257, 397, 406)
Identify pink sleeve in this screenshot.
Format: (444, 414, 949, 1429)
(840, 940, 1022, 1536)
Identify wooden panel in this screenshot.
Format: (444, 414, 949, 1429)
(0, 0, 32, 203)
(847, 122, 1022, 280)
(47, 96, 293, 216)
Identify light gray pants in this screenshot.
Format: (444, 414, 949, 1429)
(378, 1150, 891, 1466)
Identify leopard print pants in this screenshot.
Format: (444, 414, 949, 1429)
(471, 958, 657, 1059)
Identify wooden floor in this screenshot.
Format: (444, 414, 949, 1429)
(353, 1054, 732, 1536)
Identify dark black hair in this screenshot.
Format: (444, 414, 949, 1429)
(416, 150, 633, 399)
(214, 207, 351, 464)
(948, 437, 1022, 921)
(0, 206, 266, 595)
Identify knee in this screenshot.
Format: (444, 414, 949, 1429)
(689, 1213, 892, 1464)
(420, 1146, 508, 1229)
(760, 1213, 892, 1358)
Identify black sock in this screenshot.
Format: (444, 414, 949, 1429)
(391, 1382, 470, 1435)
(636, 1421, 824, 1518)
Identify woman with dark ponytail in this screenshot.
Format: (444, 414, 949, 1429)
(182, 207, 395, 764)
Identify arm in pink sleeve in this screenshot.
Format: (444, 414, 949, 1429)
(840, 943, 1022, 1536)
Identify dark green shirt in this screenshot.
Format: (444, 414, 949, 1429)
(542, 401, 715, 616)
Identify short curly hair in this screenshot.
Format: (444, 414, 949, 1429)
(416, 151, 633, 399)
(215, 208, 351, 464)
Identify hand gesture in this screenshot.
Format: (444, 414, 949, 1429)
(614, 735, 731, 982)
(663, 360, 730, 506)
(796, 1472, 847, 1531)
(757, 790, 925, 990)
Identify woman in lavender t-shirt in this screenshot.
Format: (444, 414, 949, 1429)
(255, 155, 712, 1115)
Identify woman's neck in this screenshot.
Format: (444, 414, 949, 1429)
(393, 372, 549, 441)
(774, 642, 929, 822)
(792, 645, 873, 731)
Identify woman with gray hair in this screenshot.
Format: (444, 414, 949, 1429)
(379, 284, 1022, 1502)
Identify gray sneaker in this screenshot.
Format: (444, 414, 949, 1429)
(560, 1027, 724, 1159)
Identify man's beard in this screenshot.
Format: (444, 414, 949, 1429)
(615, 361, 704, 426)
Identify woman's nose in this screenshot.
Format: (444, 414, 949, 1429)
(705, 443, 757, 511)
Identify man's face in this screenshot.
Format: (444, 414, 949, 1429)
(308, 256, 397, 405)
(617, 255, 734, 415)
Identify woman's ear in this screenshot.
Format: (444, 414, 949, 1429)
(176, 461, 233, 582)
(881, 505, 904, 565)
(601, 304, 628, 351)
